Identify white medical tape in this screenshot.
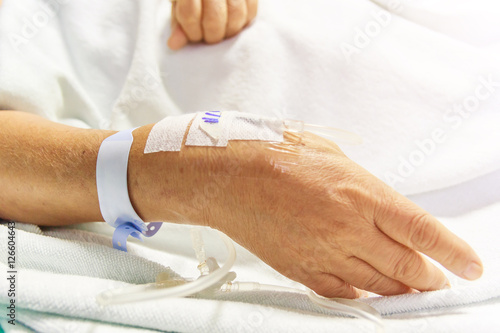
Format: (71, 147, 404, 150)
(227, 112, 284, 142)
(144, 113, 196, 153)
(144, 111, 284, 153)
(185, 111, 230, 147)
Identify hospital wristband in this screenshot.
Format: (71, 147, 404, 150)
(96, 128, 162, 251)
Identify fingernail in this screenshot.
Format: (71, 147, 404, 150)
(438, 278, 451, 290)
(463, 262, 483, 280)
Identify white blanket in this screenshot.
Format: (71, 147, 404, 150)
(0, 0, 500, 331)
(1, 195, 500, 332)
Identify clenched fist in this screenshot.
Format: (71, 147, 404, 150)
(168, 0, 258, 50)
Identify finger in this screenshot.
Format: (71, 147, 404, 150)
(352, 229, 450, 291)
(310, 272, 365, 299)
(170, 0, 178, 29)
(202, 0, 228, 44)
(168, 2, 186, 50)
(176, 0, 203, 42)
(168, 24, 189, 50)
(245, 0, 258, 23)
(332, 256, 413, 296)
(374, 193, 483, 281)
(226, 0, 247, 38)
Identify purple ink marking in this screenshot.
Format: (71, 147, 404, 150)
(202, 117, 219, 124)
(204, 111, 221, 118)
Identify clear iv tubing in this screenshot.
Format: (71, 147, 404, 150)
(303, 123, 363, 145)
(96, 230, 237, 305)
(97, 231, 384, 333)
(283, 119, 364, 145)
(221, 282, 383, 333)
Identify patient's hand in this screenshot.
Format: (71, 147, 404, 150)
(168, 0, 258, 50)
(2, 112, 481, 299)
(177, 132, 484, 298)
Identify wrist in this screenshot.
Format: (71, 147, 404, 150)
(126, 124, 268, 228)
(127, 124, 203, 225)
(127, 124, 162, 222)
(126, 120, 285, 233)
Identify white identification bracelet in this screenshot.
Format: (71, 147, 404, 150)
(96, 128, 162, 251)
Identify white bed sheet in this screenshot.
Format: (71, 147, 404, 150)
(0, 0, 500, 331)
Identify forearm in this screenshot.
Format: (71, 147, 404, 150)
(0, 111, 244, 227)
(0, 111, 114, 225)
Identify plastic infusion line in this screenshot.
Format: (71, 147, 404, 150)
(283, 119, 363, 145)
(219, 282, 383, 332)
(307, 290, 384, 333)
(96, 128, 163, 252)
(96, 230, 382, 331)
(96, 229, 382, 331)
(96, 230, 237, 305)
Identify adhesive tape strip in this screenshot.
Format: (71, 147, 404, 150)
(96, 128, 162, 251)
(227, 112, 284, 142)
(185, 111, 230, 147)
(145, 111, 284, 153)
(144, 113, 196, 153)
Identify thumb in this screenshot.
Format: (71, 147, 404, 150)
(168, 2, 188, 50)
(168, 24, 188, 50)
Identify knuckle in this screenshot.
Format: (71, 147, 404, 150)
(176, 6, 190, 20)
(408, 213, 440, 251)
(373, 188, 400, 223)
(177, 14, 199, 27)
(177, 4, 200, 23)
(203, 24, 222, 36)
(227, 0, 246, 15)
(390, 250, 423, 282)
(226, 19, 246, 36)
(203, 19, 224, 33)
(203, 27, 225, 42)
(440, 241, 461, 266)
(363, 272, 385, 291)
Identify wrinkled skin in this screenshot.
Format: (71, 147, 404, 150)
(130, 126, 483, 298)
(192, 132, 483, 298)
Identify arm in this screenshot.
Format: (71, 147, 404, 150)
(0, 111, 210, 226)
(0, 111, 483, 298)
(0, 111, 109, 225)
